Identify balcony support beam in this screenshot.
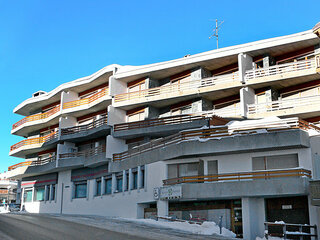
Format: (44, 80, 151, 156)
(240, 87, 255, 118)
(238, 53, 253, 84)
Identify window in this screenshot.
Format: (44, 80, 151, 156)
(51, 185, 55, 201)
(35, 187, 45, 201)
(105, 177, 112, 195)
(74, 181, 87, 198)
(168, 162, 199, 179)
(124, 172, 129, 192)
(132, 170, 138, 190)
(24, 189, 33, 202)
(96, 179, 101, 196)
(45, 186, 50, 201)
(116, 175, 123, 193)
(252, 154, 299, 171)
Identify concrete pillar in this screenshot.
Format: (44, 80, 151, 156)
(308, 196, 319, 237)
(145, 77, 159, 89)
(263, 55, 276, 69)
(240, 87, 255, 118)
(59, 116, 77, 129)
(111, 173, 116, 194)
(31, 187, 35, 202)
(48, 185, 52, 202)
(241, 197, 265, 240)
(20, 188, 25, 211)
(60, 90, 78, 111)
(105, 135, 128, 159)
(101, 177, 105, 195)
(157, 200, 169, 217)
(122, 170, 127, 193)
(109, 76, 127, 97)
(191, 67, 211, 80)
(137, 166, 142, 189)
(192, 98, 213, 113)
(238, 53, 253, 83)
(129, 169, 133, 191)
(107, 105, 126, 126)
(145, 106, 160, 119)
(137, 203, 149, 219)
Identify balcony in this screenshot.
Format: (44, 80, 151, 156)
(114, 72, 241, 108)
(60, 115, 110, 142)
(113, 114, 212, 139)
(163, 168, 311, 185)
(59, 145, 106, 159)
(247, 94, 320, 118)
(62, 88, 110, 115)
(8, 156, 57, 172)
(244, 58, 318, 87)
(113, 118, 316, 162)
(159, 168, 311, 200)
(9, 131, 58, 157)
(11, 105, 60, 136)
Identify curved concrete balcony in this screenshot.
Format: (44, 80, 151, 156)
(247, 94, 320, 119)
(244, 58, 318, 88)
(113, 72, 241, 109)
(61, 88, 111, 117)
(11, 105, 61, 137)
(160, 168, 311, 200)
(60, 115, 111, 142)
(9, 131, 58, 158)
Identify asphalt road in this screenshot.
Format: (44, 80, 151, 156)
(0, 214, 152, 240)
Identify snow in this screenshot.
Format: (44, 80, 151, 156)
(256, 237, 283, 240)
(122, 218, 236, 238)
(274, 221, 285, 224)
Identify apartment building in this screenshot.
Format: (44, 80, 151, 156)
(7, 22, 320, 239)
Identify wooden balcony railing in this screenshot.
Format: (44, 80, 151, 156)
(59, 145, 106, 159)
(114, 72, 239, 103)
(10, 131, 58, 152)
(163, 168, 311, 185)
(8, 161, 33, 171)
(114, 114, 208, 132)
(248, 94, 320, 115)
(61, 115, 108, 136)
(62, 88, 109, 109)
(12, 105, 60, 130)
(113, 118, 319, 161)
(245, 59, 316, 81)
(8, 155, 57, 171)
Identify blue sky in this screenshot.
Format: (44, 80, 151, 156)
(0, 0, 319, 173)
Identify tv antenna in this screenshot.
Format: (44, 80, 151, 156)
(209, 19, 224, 49)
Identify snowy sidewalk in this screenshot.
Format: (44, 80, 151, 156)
(27, 213, 237, 240)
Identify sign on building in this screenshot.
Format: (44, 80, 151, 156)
(154, 185, 182, 200)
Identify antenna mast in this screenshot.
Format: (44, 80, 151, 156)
(209, 19, 224, 49)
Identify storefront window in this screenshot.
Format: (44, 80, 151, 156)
(24, 189, 33, 202)
(105, 178, 112, 194)
(96, 179, 101, 196)
(51, 185, 55, 201)
(35, 187, 45, 201)
(74, 182, 87, 198)
(116, 177, 122, 193)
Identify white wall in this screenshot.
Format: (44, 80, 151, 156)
(107, 105, 126, 126)
(109, 76, 127, 97)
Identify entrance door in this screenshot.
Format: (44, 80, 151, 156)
(231, 200, 243, 237)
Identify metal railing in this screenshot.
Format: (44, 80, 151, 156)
(62, 88, 109, 109)
(61, 115, 108, 136)
(264, 222, 317, 239)
(59, 145, 106, 159)
(163, 168, 311, 185)
(248, 94, 320, 115)
(10, 131, 58, 152)
(114, 114, 208, 132)
(113, 118, 319, 161)
(8, 156, 57, 171)
(8, 161, 33, 171)
(245, 59, 315, 81)
(114, 72, 239, 103)
(12, 105, 60, 130)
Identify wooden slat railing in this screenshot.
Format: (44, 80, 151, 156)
(114, 72, 239, 103)
(113, 118, 320, 161)
(8, 161, 33, 171)
(12, 105, 60, 130)
(59, 145, 106, 159)
(10, 131, 58, 152)
(163, 168, 311, 185)
(248, 94, 320, 115)
(114, 114, 208, 132)
(245, 59, 315, 81)
(61, 115, 108, 136)
(8, 155, 57, 171)
(62, 88, 108, 109)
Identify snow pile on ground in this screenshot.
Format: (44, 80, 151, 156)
(0, 210, 10, 214)
(122, 218, 236, 238)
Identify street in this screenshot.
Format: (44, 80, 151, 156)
(0, 214, 151, 240)
(0, 213, 232, 240)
